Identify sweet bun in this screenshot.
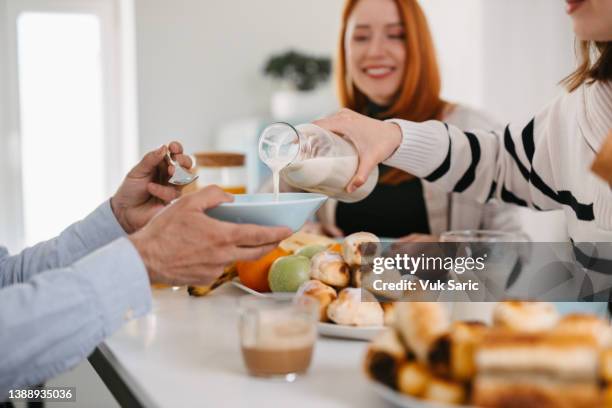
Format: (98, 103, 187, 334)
(342, 232, 381, 266)
(602, 349, 612, 383)
(394, 302, 450, 363)
(450, 321, 488, 382)
(493, 301, 559, 332)
(364, 329, 407, 389)
(475, 330, 599, 381)
(397, 362, 430, 397)
(422, 377, 466, 405)
(327, 288, 384, 327)
(381, 302, 395, 326)
(554, 313, 612, 348)
(310, 251, 350, 288)
(472, 377, 601, 408)
(296, 280, 337, 322)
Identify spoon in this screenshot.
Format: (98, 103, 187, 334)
(166, 150, 198, 186)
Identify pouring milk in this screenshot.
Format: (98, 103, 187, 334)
(258, 123, 378, 203)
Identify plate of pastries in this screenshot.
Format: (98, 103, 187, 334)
(188, 231, 393, 340)
(364, 301, 612, 407)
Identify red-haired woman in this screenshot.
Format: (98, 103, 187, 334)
(312, 0, 519, 239)
(314, 1, 612, 274)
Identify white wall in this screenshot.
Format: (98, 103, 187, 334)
(134, 0, 343, 154)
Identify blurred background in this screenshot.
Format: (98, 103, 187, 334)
(0, 0, 574, 405)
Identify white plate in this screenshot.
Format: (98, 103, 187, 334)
(369, 379, 471, 408)
(230, 279, 295, 299)
(318, 322, 384, 341)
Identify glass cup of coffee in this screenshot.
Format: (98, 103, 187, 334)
(238, 295, 318, 381)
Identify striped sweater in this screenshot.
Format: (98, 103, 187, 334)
(384, 80, 612, 246)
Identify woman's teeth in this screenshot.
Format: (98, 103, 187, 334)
(365, 67, 393, 76)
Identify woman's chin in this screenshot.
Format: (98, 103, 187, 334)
(572, 20, 612, 41)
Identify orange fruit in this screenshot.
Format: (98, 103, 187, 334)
(328, 243, 343, 254)
(236, 247, 290, 293)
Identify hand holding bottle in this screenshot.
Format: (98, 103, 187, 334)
(313, 109, 403, 194)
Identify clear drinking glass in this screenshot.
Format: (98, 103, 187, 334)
(440, 230, 530, 323)
(238, 295, 318, 381)
(258, 122, 379, 203)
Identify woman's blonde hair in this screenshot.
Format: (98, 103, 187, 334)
(563, 41, 612, 91)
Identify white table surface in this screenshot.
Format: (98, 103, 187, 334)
(99, 284, 390, 408)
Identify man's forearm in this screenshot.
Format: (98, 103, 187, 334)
(0, 237, 151, 398)
(0, 200, 126, 287)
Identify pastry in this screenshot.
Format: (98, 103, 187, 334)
(602, 349, 612, 383)
(342, 232, 381, 267)
(397, 362, 430, 397)
(364, 328, 407, 389)
(423, 377, 466, 405)
(310, 251, 350, 288)
(278, 231, 336, 254)
(449, 321, 488, 382)
(493, 301, 559, 332)
(327, 288, 384, 326)
(427, 333, 451, 379)
(473, 330, 600, 407)
(553, 313, 612, 348)
(296, 280, 337, 322)
(394, 302, 450, 362)
(381, 302, 395, 326)
(473, 377, 602, 408)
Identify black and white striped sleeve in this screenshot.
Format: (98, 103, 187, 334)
(382, 115, 592, 220)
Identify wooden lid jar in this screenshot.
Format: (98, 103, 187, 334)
(193, 152, 247, 194)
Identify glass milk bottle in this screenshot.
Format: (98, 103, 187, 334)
(258, 122, 378, 203)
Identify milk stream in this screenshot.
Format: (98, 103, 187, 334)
(264, 157, 291, 201)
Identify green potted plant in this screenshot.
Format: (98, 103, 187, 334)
(263, 50, 333, 120)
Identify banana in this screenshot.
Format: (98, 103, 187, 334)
(187, 264, 237, 297)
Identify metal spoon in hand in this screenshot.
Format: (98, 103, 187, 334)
(166, 150, 198, 186)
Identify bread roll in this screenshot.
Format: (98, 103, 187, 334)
(604, 384, 612, 408)
(397, 362, 430, 397)
(423, 377, 466, 405)
(476, 330, 599, 382)
(296, 280, 337, 322)
(602, 349, 612, 383)
(327, 288, 384, 327)
(394, 302, 450, 362)
(310, 251, 350, 288)
(364, 329, 407, 389)
(450, 321, 488, 382)
(493, 301, 559, 332)
(472, 377, 601, 408)
(381, 302, 395, 326)
(342, 232, 381, 266)
(554, 313, 612, 348)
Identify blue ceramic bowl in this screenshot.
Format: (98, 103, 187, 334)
(206, 193, 327, 231)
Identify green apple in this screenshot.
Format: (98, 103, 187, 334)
(295, 244, 327, 259)
(268, 255, 311, 292)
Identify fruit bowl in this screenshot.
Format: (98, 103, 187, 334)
(206, 193, 327, 231)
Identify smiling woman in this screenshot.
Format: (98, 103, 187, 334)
(311, 0, 520, 239)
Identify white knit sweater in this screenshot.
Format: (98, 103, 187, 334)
(385, 80, 612, 244)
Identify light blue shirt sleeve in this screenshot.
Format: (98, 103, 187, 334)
(0, 201, 153, 398)
(0, 237, 152, 399)
(0, 200, 126, 287)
